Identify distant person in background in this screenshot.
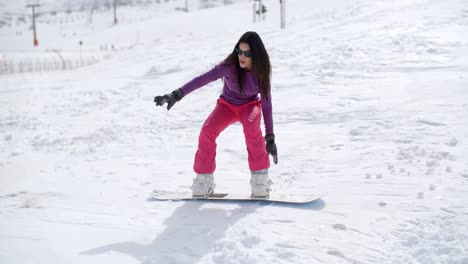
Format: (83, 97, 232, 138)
(154, 31, 277, 198)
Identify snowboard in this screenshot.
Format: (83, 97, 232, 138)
(150, 190, 326, 204)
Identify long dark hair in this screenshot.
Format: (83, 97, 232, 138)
(223, 31, 272, 100)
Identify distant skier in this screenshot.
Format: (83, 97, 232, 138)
(154, 31, 277, 198)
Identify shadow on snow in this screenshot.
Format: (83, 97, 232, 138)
(82, 198, 326, 262)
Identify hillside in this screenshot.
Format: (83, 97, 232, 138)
(1, 0, 468, 263)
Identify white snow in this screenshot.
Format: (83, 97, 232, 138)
(1, 0, 468, 263)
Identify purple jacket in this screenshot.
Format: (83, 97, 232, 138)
(179, 62, 274, 134)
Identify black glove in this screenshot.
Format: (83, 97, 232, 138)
(265, 133, 278, 164)
(154, 89, 184, 110)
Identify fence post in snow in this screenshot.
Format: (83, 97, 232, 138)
(253, 2, 257, 23)
(51, 49, 66, 70)
(259, 0, 262, 21)
(0, 54, 5, 75)
(280, 0, 286, 29)
(113, 0, 118, 24)
(79, 41, 83, 67)
(18, 60, 24, 73)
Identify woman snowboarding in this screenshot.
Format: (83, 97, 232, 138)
(154, 31, 277, 198)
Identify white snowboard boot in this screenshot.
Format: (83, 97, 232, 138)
(191, 173, 215, 197)
(250, 169, 272, 198)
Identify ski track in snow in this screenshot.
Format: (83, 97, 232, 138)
(1, 0, 468, 263)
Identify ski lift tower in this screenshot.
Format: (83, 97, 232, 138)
(26, 0, 40, 46)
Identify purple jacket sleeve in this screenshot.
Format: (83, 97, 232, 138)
(178, 64, 225, 96)
(261, 94, 274, 135)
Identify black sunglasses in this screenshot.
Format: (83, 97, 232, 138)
(234, 48, 252, 58)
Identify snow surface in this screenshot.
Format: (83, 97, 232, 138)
(1, 0, 468, 263)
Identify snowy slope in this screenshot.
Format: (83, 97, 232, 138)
(1, 0, 468, 263)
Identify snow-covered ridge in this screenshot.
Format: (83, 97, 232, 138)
(0, 0, 246, 74)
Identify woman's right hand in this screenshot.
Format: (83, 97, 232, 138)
(154, 89, 184, 110)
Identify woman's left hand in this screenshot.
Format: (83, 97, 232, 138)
(265, 133, 278, 164)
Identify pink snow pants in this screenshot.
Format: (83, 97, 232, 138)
(194, 98, 270, 174)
